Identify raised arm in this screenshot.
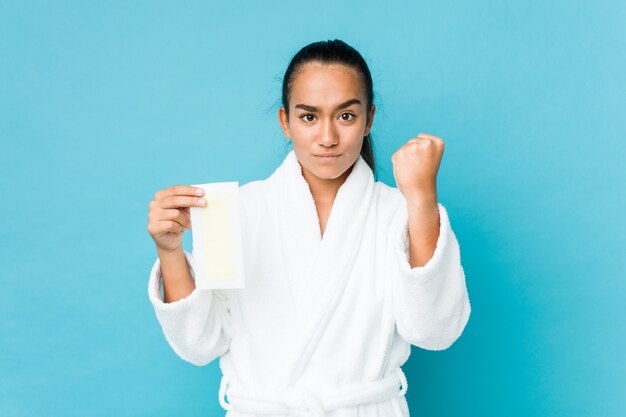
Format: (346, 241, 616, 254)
(387, 202, 471, 350)
(389, 133, 471, 350)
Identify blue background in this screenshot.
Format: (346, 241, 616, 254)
(1, 1, 624, 416)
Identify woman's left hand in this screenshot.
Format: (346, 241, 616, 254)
(391, 133, 444, 202)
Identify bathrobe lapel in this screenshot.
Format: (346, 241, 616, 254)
(268, 150, 375, 386)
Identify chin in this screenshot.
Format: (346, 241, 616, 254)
(313, 166, 349, 180)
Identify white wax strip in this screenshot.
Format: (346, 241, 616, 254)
(189, 181, 245, 289)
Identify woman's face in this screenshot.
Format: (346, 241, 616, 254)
(279, 63, 375, 185)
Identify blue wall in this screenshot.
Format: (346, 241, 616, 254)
(1, 1, 624, 416)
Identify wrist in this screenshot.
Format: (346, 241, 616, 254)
(403, 191, 438, 208)
(157, 246, 184, 259)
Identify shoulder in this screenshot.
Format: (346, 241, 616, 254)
(374, 180, 405, 213)
(372, 181, 408, 231)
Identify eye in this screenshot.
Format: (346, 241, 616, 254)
(299, 114, 316, 123)
(340, 112, 356, 121)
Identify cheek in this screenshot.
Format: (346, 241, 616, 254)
(343, 124, 367, 142)
(289, 124, 313, 141)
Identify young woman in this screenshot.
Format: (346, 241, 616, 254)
(146, 39, 471, 417)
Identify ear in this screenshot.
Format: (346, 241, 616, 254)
(278, 106, 292, 140)
(364, 104, 376, 136)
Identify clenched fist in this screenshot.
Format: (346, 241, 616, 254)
(391, 133, 444, 202)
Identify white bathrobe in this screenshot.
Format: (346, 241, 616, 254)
(148, 150, 471, 417)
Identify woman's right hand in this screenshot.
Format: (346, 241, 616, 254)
(147, 185, 207, 253)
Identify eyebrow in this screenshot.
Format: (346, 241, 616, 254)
(294, 98, 362, 112)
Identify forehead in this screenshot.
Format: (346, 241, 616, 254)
(290, 63, 364, 106)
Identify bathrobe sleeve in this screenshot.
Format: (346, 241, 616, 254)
(147, 249, 233, 366)
(388, 202, 471, 351)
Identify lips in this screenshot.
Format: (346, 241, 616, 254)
(314, 154, 341, 164)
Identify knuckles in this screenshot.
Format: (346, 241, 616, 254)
(392, 134, 445, 165)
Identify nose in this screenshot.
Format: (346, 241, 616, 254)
(318, 118, 338, 147)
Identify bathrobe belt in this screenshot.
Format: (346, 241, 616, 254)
(218, 367, 408, 417)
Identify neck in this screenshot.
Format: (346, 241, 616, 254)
(301, 163, 354, 204)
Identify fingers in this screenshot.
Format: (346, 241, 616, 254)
(147, 208, 189, 237)
(154, 184, 204, 201)
(148, 185, 205, 244)
(147, 219, 187, 237)
(405, 133, 444, 151)
(148, 185, 205, 238)
(150, 207, 191, 230)
(153, 185, 207, 209)
(159, 194, 207, 209)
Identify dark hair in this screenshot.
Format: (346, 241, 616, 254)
(281, 39, 376, 176)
